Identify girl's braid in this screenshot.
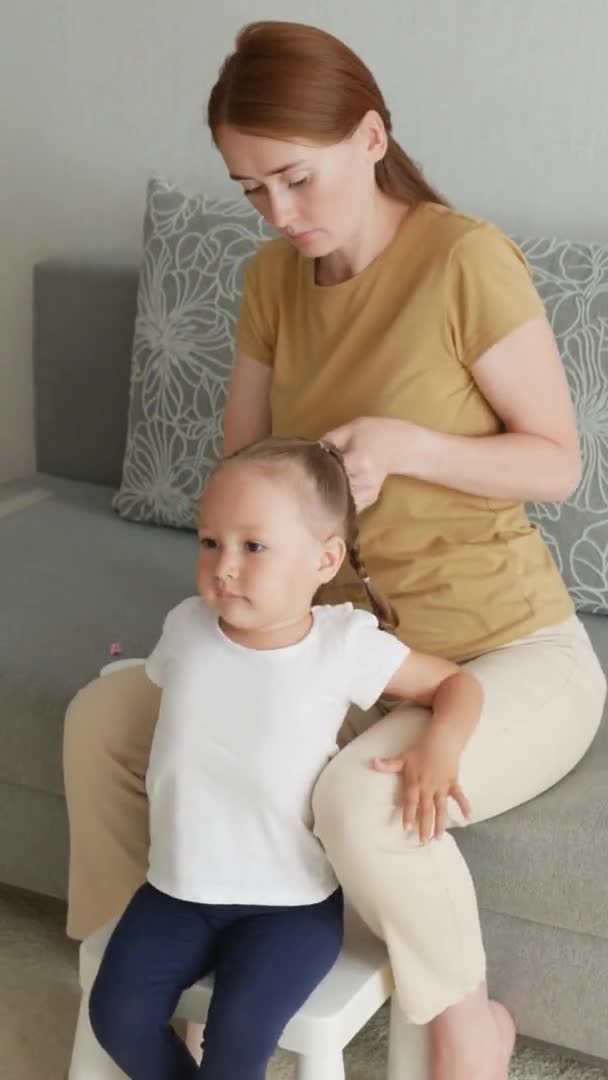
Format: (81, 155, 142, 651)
(320, 441, 398, 633)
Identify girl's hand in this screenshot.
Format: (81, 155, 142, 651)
(372, 735, 471, 842)
(323, 417, 419, 511)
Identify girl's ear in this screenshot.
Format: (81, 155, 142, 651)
(318, 535, 346, 583)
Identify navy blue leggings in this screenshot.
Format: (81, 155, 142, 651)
(89, 882, 343, 1079)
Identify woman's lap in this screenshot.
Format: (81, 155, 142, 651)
(324, 615, 606, 831)
(309, 616, 606, 1020)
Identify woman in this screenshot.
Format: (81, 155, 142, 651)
(64, 21, 606, 1080)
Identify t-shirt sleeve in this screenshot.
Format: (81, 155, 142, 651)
(343, 610, 410, 710)
(233, 245, 278, 368)
(144, 603, 183, 687)
(145, 624, 170, 688)
(447, 224, 546, 371)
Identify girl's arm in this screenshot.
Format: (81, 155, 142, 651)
(376, 652, 483, 842)
(384, 651, 483, 757)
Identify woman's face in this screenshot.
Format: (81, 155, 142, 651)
(215, 116, 384, 258)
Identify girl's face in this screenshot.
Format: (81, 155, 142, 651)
(196, 462, 344, 633)
(215, 116, 385, 259)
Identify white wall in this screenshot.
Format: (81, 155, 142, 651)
(2, 0, 607, 482)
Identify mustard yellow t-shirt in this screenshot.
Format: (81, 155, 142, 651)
(235, 202, 573, 661)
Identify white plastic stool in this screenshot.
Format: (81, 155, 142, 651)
(68, 905, 394, 1079)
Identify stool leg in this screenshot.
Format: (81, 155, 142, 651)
(68, 989, 127, 1079)
(294, 1050, 345, 1080)
(387, 996, 430, 1080)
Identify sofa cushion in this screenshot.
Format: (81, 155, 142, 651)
(112, 178, 273, 530)
(455, 612, 608, 940)
(0, 476, 194, 797)
(521, 237, 608, 613)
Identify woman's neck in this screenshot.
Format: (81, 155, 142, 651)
(315, 194, 410, 286)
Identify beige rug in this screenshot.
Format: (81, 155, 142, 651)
(1, 886, 606, 1079)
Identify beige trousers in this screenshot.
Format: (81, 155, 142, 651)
(63, 615, 605, 1025)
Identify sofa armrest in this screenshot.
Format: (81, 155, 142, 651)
(33, 258, 139, 488)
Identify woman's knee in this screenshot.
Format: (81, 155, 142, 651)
(312, 751, 354, 850)
(313, 733, 434, 910)
(312, 756, 385, 882)
(313, 703, 431, 847)
(313, 732, 395, 848)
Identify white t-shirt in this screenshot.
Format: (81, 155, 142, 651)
(145, 598, 408, 906)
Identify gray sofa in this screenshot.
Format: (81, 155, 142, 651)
(1, 253, 608, 1063)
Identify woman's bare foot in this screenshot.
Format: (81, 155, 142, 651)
(430, 983, 516, 1080)
(489, 1000, 517, 1078)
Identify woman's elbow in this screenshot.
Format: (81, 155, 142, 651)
(552, 446, 582, 501)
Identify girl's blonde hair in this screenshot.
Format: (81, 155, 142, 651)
(207, 20, 447, 209)
(216, 436, 398, 634)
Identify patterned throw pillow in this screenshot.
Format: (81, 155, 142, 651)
(521, 237, 608, 613)
(113, 178, 273, 529)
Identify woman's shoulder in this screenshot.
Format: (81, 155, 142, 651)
(416, 202, 524, 267)
(416, 204, 544, 365)
(245, 235, 299, 283)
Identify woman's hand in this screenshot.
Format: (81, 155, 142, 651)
(372, 733, 471, 842)
(323, 417, 419, 511)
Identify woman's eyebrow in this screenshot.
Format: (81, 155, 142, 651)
(229, 159, 308, 181)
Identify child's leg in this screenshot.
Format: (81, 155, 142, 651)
(89, 882, 217, 1080)
(199, 890, 344, 1080)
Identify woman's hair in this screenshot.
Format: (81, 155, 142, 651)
(207, 20, 447, 209)
(215, 436, 398, 634)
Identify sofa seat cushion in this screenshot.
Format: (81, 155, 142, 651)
(456, 611, 608, 940)
(0, 475, 194, 797)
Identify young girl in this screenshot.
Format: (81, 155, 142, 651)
(88, 436, 482, 1080)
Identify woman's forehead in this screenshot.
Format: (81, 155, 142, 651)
(217, 126, 334, 176)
